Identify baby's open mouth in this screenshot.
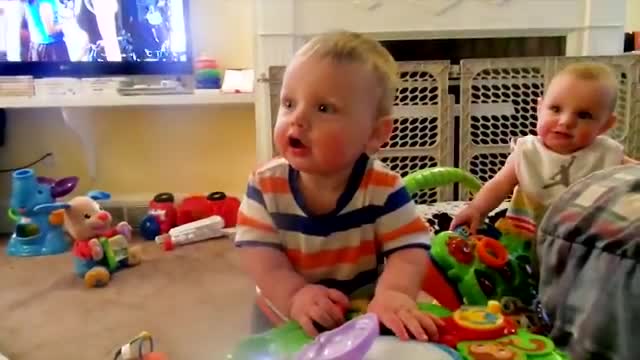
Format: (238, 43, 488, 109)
(552, 131, 572, 139)
(288, 136, 306, 149)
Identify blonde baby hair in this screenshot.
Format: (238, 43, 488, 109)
(554, 62, 619, 112)
(296, 30, 399, 117)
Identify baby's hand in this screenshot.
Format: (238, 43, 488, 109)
(449, 205, 484, 234)
(368, 289, 443, 342)
(88, 238, 103, 261)
(290, 284, 349, 337)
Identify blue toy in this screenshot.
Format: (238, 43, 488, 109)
(7, 168, 78, 257)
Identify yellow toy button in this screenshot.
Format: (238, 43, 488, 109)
(454, 305, 504, 330)
(487, 300, 501, 314)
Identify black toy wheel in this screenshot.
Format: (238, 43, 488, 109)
(153, 192, 174, 203)
(207, 191, 227, 201)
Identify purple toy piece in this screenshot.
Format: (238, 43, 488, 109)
(295, 313, 379, 360)
(50, 176, 79, 198)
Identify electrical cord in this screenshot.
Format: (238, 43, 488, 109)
(0, 152, 53, 173)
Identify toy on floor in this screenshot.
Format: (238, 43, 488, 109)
(228, 301, 566, 360)
(113, 331, 168, 360)
(64, 191, 142, 288)
(155, 215, 227, 251)
(139, 191, 240, 240)
(7, 168, 78, 257)
(141, 193, 177, 239)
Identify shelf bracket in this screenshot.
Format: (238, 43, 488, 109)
(60, 107, 97, 181)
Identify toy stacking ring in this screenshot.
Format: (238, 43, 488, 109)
(114, 331, 154, 360)
(7, 208, 19, 221)
(474, 236, 509, 269)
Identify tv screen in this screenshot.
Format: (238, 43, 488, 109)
(0, 0, 192, 77)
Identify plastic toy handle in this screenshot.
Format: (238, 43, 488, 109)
(7, 208, 19, 222)
(49, 210, 65, 226)
(403, 167, 483, 195)
(475, 236, 509, 269)
(295, 313, 379, 360)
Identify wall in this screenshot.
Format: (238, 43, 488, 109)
(0, 0, 256, 200)
(254, 0, 628, 162)
(628, 0, 640, 31)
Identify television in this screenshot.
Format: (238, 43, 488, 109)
(0, 0, 192, 77)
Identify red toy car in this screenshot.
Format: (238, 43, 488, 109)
(176, 192, 240, 228)
(148, 192, 178, 235)
(140, 192, 240, 241)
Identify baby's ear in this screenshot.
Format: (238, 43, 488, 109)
(366, 116, 393, 154)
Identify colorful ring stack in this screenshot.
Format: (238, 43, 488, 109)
(195, 57, 222, 89)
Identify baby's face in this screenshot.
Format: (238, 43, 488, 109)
(274, 55, 381, 175)
(536, 73, 615, 154)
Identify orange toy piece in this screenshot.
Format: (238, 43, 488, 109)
(142, 352, 169, 360)
(474, 236, 509, 269)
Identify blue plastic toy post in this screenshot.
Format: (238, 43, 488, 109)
(7, 168, 77, 257)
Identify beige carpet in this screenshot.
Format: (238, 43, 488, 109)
(0, 236, 255, 359)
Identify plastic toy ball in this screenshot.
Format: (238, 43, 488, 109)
(139, 214, 161, 241)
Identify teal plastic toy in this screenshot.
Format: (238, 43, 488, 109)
(7, 168, 78, 257)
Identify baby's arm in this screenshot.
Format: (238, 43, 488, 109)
(623, 155, 638, 164)
(451, 154, 519, 231)
(470, 153, 518, 213)
(234, 174, 306, 317)
(376, 247, 426, 299)
(371, 174, 441, 340)
(237, 247, 306, 316)
(374, 175, 431, 298)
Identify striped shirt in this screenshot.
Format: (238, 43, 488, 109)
(235, 153, 431, 296)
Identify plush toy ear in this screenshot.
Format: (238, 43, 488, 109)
(88, 190, 111, 201)
(51, 177, 79, 198)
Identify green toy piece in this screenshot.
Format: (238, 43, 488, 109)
(100, 235, 134, 272)
(228, 303, 566, 360)
(457, 330, 566, 360)
(403, 167, 483, 195)
(429, 229, 538, 308)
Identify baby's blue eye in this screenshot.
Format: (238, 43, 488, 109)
(577, 111, 593, 120)
(318, 104, 334, 113)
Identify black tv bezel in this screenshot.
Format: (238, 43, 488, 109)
(0, 0, 194, 78)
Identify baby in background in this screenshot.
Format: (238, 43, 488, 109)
(451, 62, 637, 238)
(234, 30, 442, 341)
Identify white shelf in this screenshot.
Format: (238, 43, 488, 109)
(0, 89, 254, 108)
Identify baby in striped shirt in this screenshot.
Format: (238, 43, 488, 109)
(234, 30, 441, 341)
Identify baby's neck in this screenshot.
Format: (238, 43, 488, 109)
(299, 169, 351, 193)
(297, 168, 352, 215)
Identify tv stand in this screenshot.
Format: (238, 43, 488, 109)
(0, 89, 253, 108)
